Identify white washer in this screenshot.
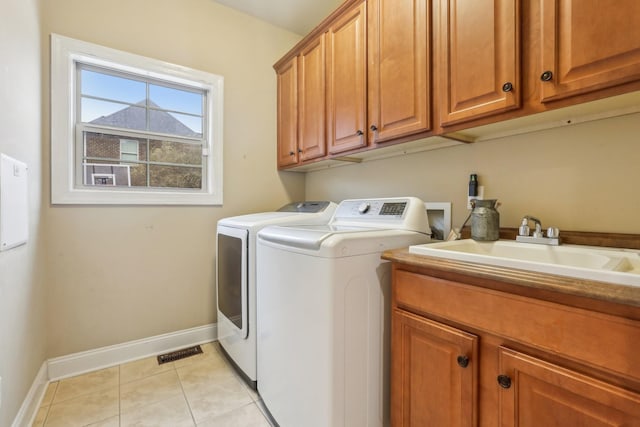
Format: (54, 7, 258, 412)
(216, 201, 337, 388)
(256, 197, 432, 426)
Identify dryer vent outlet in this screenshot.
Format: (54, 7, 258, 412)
(157, 345, 203, 365)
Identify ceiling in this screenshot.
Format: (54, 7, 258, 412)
(213, 0, 343, 35)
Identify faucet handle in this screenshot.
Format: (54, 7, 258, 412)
(518, 218, 530, 236)
(546, 227, 560, 238)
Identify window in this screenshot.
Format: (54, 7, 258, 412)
(50, 34, 224, 205)
(119, 139, 139, 163)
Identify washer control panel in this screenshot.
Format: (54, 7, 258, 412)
(336, 199, 410, 219)
(332, 197, 430, 233)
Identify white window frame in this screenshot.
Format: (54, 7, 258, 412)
(50, 33, 224, 205)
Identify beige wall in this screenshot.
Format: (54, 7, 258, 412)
(307, 112, 640, 235)
(41, 0, 304, 357)
(0, 0, 47, 424)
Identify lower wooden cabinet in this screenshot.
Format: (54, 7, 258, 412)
(390, 267, 640, 426)
(391, 309, 477, 427)
(498, 347, 640, 426)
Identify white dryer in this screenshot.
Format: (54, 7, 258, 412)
(216, 201, 336, 388)
(256, 197, 432, 426)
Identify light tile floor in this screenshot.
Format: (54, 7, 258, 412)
(32, 342, 272, 427)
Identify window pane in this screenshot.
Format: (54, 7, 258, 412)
(171, 112, 202, 136)
(81, 69, 146, 104)
(83, 162, 133, 187)
(83, 161, 148, 187)
(149, 140, 202, 165)
(149, 165, 202, 189)
(85, 133, 147, 161)
(149, 109, 201, 137)
(129, 163, 148, 187)
(149, 84, 202, 115)
(82, 98, 146, 131)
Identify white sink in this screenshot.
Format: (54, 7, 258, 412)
(409, 239, 640, 287)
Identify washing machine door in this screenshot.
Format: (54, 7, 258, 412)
(216, 225, 249, 338)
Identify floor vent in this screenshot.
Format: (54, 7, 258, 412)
(157, 345, 203, 365)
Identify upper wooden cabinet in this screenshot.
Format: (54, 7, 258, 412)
(327, 0, 368, 155)
(274, 0, 640, 169)
(539, 0, 640, 103)
(275, 57, 298, 168)
(368, 0, 431, 143)
(436, 0, 521, 126)
(298, 34, 328, 161)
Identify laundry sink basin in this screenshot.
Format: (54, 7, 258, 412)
(409, 239, 640, 287)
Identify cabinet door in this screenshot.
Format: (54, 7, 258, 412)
(298, 34, 327, 161)
(539, 0, 640, 103)
(327, 0, 367, 155)
(367, 0, 430, 143)
(437, 0, 520, 126)
(276, 57, 298, 167)
(391, 309, 478, 427)
(498, 347, 640, 426)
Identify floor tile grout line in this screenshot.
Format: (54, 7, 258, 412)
(41, 381, 58, 426)
(117, 364, 121, 427)
(175, 362, 198, 427)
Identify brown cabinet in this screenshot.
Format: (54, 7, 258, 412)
(298, 34, 328, 161)
(327, 0, 368, 155)
(539, 0, 640, 103)
(436, 0, 521, 126)
(275, 57, 298, 168)
(274, 0, 435, 168)
(392, 309, 477, 427)
(390, 265, 640, 427)
(275, 35, 328, 168)
(274, 0, 640, 169)
(498, 347, 640, 426)
(367, 0, 431, 143)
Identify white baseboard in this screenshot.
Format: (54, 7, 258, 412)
(48, 323, 217, 380)
(12, 361, 48, 427)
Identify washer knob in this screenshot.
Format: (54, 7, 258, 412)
(358, 203, 370, 214)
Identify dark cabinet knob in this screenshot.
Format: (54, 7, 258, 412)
(456, 355, 470, 368)
(540, 70, 553, 82)
(502, 82, 513, 92)
(370, 125, 378, 132)
(298, 148, 303, 153)
(289, 151, 295, 156)
(497, 374, 512, 389)
(356, 130, 364, 136)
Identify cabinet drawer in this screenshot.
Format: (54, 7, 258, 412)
(393, 269, 640, 383)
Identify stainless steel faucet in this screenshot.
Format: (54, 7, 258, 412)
(516, 215, 560, 245)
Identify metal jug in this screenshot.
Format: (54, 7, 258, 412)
(471, 199, 500, 241)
